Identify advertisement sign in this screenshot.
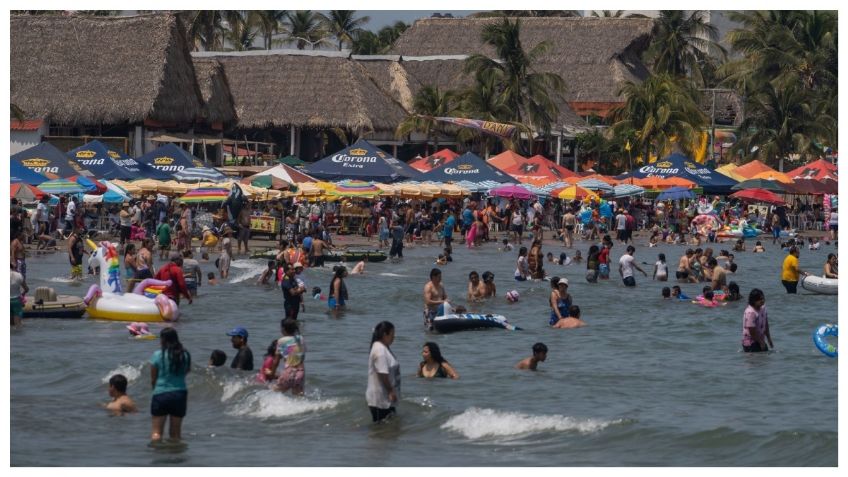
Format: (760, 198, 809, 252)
(250, 215, 279, 234)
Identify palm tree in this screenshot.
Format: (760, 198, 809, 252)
(183, 11, 228, 51)
(455, 69, 515, 153)
(611, 74, 708, 163)
(377, 21, 409, 48)
(644, 11, 727, 86)
(395, 86, 459, 156)
(351, 30, 383, 55)
(249, 10, 288, 50)
(318, 10, 370, 51)
(284, 10, 328, 50)
(732, 80, 830, 171)
(223, 12, 259, 51)
(11, 104, 26, 123)
(464, 17, 565, 147)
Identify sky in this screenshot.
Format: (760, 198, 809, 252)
(357, 10, 477, 30)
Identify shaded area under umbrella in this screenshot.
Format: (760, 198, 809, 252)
(731, 178, 786, 192)
(657, 187, 695, 201)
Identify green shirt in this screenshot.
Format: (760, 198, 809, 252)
(156, 222, 172, 246)
(150, 349, 190, 395)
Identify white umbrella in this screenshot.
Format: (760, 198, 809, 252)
(173, 167, 228, 182)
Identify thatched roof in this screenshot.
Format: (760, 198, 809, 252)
(201, 50, 409, 131)
(391, 17, 655, 104)
(10, 13, 204, 126)
(191, 57, 238, 125)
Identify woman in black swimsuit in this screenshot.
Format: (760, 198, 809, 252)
(417, 342, 459, 379)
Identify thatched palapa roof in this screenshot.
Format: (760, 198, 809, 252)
(191, 57, 238, 125)
(391, 17, 655, 104)
(10, 13, 204, 126)
(199, 50, 409, 132)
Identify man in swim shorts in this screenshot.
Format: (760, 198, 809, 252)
(676, 249, 695, 282)
(423, 268, 447, 328)
(619, 245, 646, 287)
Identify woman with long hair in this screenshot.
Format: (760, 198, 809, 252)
(123, 243, 138, 280)
(417, 342, 459, 379)
(329, 265, 349, 315)
(366, 321, 400, 422)
(149, 327, 191, 442)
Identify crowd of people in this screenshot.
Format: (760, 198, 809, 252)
(10, 188, 839, 439)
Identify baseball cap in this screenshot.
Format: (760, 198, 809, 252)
(226, 327, 248, 339)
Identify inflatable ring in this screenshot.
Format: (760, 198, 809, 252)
(813, 324, 838, 358)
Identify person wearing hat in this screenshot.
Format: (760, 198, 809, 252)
(226, 327, 254, 371)
(154, 252, 193, 305)
(548, 277, 572, 326)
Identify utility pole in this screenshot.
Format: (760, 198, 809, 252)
(701, 88, 732, 165)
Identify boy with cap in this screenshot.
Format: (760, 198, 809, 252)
(227, 327, 254, 371)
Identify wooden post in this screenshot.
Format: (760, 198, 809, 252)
(556, 132, 562, 166)
(290, 126, 296, 157)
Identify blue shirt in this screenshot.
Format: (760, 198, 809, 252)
(444, 215, 455, 238)
(302, 236, 313, 251)
(150, 349, 191, 395)
(462, 209, 473, 226)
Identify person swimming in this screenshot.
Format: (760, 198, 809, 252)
(671, 285, 690, 300)
(661, 287, 671, 299)
(726, 282, 742, 301)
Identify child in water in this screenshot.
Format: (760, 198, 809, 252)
(104, 374, 137, 416)
(500, 238, 514, 252)
(753, 241, 765, 253)
(653, 253, 668, 281)
(207, 272, 218, 285)
(571, 250, 582, 264)
(257, 340, 279, 383)
(671, 285, 690, 300)
(208, 349, 226, 367)
(257, 260, 276, 285)
(661, 287, 671, 299)
(726, 282, 742, 301)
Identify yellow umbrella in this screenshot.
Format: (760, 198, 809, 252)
(130, 179, 164, 193)
(295, 182, 323, 197)
(376, 183, 398, 197)
(715, 164, 747, 182)
(554, 185, 599, 201)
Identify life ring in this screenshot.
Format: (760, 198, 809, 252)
(813, 324, 838, 358)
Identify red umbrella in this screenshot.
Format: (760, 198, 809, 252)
(729, 188, 786, 205)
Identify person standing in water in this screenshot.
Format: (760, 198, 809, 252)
(67, 229, 85, 280)
(270, 319, 306, 395)
(561, 208, 576, 248)
(742, 288, 773, 353)
(328, 265, 349, 315)
(149, 327, 190, 442)
(781, 246, 809, 294)
(619, 245, 647, 287)
(423, 268, 448, 328)
(367, 321, 400, 422)
(548, 277, 572, 326)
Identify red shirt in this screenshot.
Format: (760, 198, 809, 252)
(598, 247, 610, 265)
(155, 262, 190, 301)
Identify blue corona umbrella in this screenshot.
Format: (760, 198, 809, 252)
(306, 139, 421, 182)
(10, 161, 49, 185)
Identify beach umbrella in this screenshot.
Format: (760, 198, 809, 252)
(786, 158, 838, 181)
(489, 184, 536, 200)
(729, 188, 786, 206)
(10, 183, 46, 202)
(83, 190, 126, 204)
(552, 185, 599, 201)
(577, 178, 614, 192)
(331, 180, 382, 198)
(750, 170, 794, 184)
(731, 178, 786, 192)
(818, 178, 839, 195)
(173, 167, 228, 182)
(37, 178, 86, 194)
(10, 161, 49, 185)
(278, 155, 307, 168)
(613, 183, 646, 198)
(177, 187, 230, 203)
(249, 175, 289, 190)
(656, 187, 695, 201)
(67, 175, 107, 194)
(634, 176, 696, 189)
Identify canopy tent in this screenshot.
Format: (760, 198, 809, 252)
(306, 139, 421, 182)
(12, 142, 90, 178)
(487, 150, 528, 170)
(408, 148, 460, 173)
(67, 140, 170, 180)
(730, 188, 786, 206)
(750, 170, 794, 184)
(134, 144, 204, 177)
(172, 167, 229, 182)
(10, 183, 46, 202)
(786, 158, 838, 182)
(421, 152, 514, 184)
(244, 163, 315, 185)
(10, 160, 49, 185)
(732, 160, 778, 179)
(623, 153, 737, 195)
(782, 178, 829, 195)
(715, 164, 747, 182)
(497, 154, 579, 186)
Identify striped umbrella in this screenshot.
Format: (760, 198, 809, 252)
(577, 178, 614, 192)
(331, 180, 382, 198)
(37, 178, 86, 194)
(173, 167, 228, 182)
(613, 183, 646, 198)
(11, 183, 47, 202)
(177, 187, 230, 203)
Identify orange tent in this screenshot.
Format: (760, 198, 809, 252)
(487, 150, 528, 170)
(786, 158, 838, 181)
(733, 160, 778, 179)
(497, 154, 578, 185)
(408, 148, 460, 173)
(750, 170, 794, 184)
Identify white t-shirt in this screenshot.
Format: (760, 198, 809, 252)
(619, 254, 635, 279)
(515, 256, 529, 278)
(655, 260, 668, 277)
(11, 270, 25, 297)
(36, 202, 48, 222)
(616, 213, 626, 231)
(366, 341, 400, 409)
(829, 212, 838, 225)
(65, 201, 76, 221)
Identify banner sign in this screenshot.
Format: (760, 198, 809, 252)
(250, 215, 279, 234)
(433, 117, 516, 139)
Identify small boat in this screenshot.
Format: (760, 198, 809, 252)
(23, 287, 86, 319)
(431, 313, 520, 333)
(325, 250, 388, 263)
(250, 248, 278, 260)
(800, 275, 838, 295)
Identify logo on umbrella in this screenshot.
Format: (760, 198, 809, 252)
(548, 165, 563, 179)
(445, 164, 479, 175)
(22, 158, 49, 167)
(519, 163, 539, 173)
(349, 148, 367, 156)
(426, 157, 444, 168)
(76, 150, 96, 159)
(656, 161, 673, 168)
(154, 157, 175, 165)
(108, 151, 122, 159)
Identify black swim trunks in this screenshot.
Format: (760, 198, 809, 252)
(676, 270, 689, 280)
(151, 390, 188, 417)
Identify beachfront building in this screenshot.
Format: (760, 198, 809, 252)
(10, 13, 232, 158)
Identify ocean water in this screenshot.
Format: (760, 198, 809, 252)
(10, 237, 838, 466)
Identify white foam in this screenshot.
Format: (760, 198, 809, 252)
(102, 363, 142, 384)
(221, 379, 250, 402)
(48, 277, 80, 283)
(227, 389, 340, 419)
(227, 261, 267, 283)
(378, 272, 407, 277)
(442, 407, 621, 440)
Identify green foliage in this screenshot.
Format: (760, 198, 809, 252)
(318, 10, 370, 51)
(644, 11, 726, 86)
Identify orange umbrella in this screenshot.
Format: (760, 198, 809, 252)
(634, 176, 696, 189)
(750, 170, 794, 184)
(551, 185, 599, 200)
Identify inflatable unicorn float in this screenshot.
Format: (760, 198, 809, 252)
(83, 240, 179, 322)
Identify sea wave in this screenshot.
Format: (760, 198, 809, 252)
(101, 363, 143, 384)
(442, 407, 623, 440)
(378, 272, 407, 277)
(226, 389, 341, 419)
(227, 260, 267, 283)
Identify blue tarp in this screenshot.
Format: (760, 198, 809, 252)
(10, 160, 49, 185)
(306, 139, 421, 182)
(421, 152, 514, 184)
(67, 140, 171, 180)
(622, 152, 737, 195)
(11, 142, 89, 178)
(134, 144, 204, 177)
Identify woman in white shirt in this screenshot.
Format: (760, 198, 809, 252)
(366, 321, 400, 422)
(829, 208, 838, 241)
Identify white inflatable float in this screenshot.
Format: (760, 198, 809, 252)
(800, 275, 838, 295)
(83, 240, 179, 322)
